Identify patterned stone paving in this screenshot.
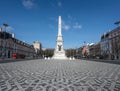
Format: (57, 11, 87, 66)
(0, 59, 120, 91)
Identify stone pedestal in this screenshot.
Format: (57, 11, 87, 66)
(52, 51, 68, 59)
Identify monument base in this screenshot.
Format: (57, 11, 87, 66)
(52, 51, 68, 60)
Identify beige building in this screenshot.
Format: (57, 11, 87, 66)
(33, 41, 42, 57)
(33, 41, 41, 50)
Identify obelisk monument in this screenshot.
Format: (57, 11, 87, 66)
(52, 16, 67, 59)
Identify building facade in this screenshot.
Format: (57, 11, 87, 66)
(109, 27, 120, 59)
(33, 41, 42, 57)
(89, 43, 101, 58)
(100, 32, 111, 59)
(75, 47, 83, 59)
(100, 26, 120, 60)
(0, 31, 35, 59)
(33, 41, 42, 50)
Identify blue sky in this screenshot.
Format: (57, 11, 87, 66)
(0, 0, 120, 49)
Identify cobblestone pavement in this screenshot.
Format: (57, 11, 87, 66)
(0, 59, 120, 91)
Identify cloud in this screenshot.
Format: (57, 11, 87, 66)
(63, 23, 82, 31)
(49, 16, 82, 31)
(48, 0, 62, 8)
(62, 20, 71, 30)
(62, 24, 71, 30)
(22, 0, 35, 9)
(62, 20, 82, 31)
(58, 1, 62, 7)
(73, 23, 82, 30)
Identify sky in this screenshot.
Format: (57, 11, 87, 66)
(0, 0, 120, 49)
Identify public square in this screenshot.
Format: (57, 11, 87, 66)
(0, 59, 120, 91)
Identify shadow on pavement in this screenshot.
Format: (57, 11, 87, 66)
(0, 58, 42, 64)
(81, 58, 120, 65)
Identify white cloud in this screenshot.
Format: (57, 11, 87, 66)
(49, 16, 82, 31)
(62, 20, 71, 30)
(73, 23, 82, 30)
(48, 0, 62, 8)
(63, 24, 71, 30)
(58, 1, 62, 7)
(62, 22, 82, 31)
(49, 17, 71, 31)
(22, 0, 35, 9)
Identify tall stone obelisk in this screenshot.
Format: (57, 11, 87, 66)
(52, 16, 67, 59)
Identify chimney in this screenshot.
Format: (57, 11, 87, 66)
(12, 33, 15, 38)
